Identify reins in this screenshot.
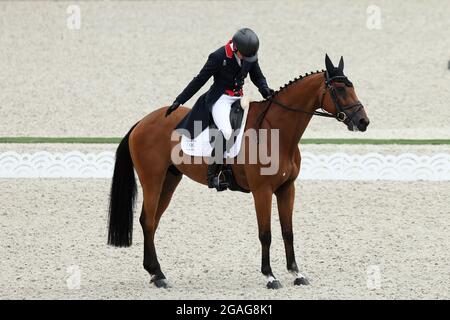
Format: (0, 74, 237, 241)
(266, 97, 336, 118)
(254, 73, 364, 139)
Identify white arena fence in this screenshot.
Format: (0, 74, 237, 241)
(0, 151, 449, 181)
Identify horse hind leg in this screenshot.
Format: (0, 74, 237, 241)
(139, 168, 182, 288)
(154, 167, 182, 229)
(140, 183, 166, 288)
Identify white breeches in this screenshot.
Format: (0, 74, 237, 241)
(211, 94, 241, 140)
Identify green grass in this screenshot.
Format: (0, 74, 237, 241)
(0, 137, 121, 144)
(299, 139, 450, 145)
(0, 137, 450, 145)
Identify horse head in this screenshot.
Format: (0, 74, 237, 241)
(321, 54, 370, 132)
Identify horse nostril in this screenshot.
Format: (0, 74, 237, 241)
(358, 118, 369, 131)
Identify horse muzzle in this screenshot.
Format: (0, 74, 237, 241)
(357, 117, 370, 132)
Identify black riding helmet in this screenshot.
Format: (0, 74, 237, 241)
(232, 28, 259, 62)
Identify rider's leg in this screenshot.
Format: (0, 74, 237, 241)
(212, 94, 235, 141)
(207, 130, 225, 189)
(207, 94, 239, 189)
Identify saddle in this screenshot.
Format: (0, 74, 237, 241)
(229, 99, 245, 131)
(208, 100, 249, 193)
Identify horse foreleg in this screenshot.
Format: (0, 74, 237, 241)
(252, 187, 281, 289)
(275, 181, 309, 286)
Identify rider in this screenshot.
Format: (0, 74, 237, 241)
(166, 27, 274, 190)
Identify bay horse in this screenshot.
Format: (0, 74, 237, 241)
(107, 54, 370, 289)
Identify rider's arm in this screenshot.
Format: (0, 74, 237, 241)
(249, 61, 270, 95)
(175, 53, 221, 105)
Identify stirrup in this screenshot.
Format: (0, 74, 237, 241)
(208, 170, 228, 192)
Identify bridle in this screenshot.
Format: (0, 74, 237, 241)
(322, 72, 364, 125)
(256, 72, 364, 130)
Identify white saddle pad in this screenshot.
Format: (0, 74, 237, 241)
(181, 98, 250, 158)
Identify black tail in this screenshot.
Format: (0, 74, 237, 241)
(108, 123, 139, 247)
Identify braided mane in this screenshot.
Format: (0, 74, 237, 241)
(274, 69, 325, 95)
(256, 69, 325, 103)
(253, 69, 326, 134)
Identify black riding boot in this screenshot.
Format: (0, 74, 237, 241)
(207, 131, 228, 191)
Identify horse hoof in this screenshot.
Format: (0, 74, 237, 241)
(151, 278, 170, 289)
(266, 279, 282, 289)
(294, 277, 310, 286)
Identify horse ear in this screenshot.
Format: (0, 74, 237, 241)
(325, 54, 334, 72)
(338, 56, 344, 71)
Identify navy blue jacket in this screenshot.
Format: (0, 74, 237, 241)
(175, 41, 270, 138)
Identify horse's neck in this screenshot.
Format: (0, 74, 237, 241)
(250, 74, 323, 155)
